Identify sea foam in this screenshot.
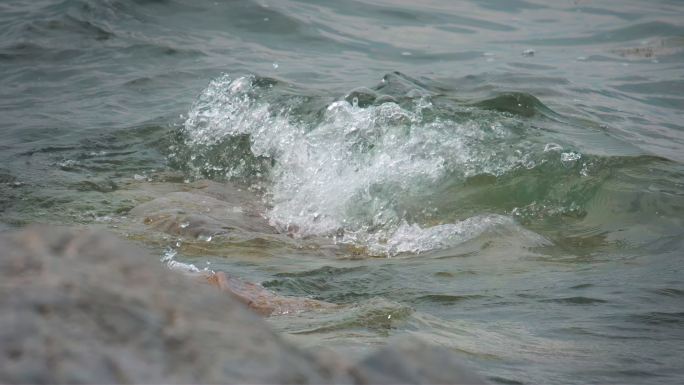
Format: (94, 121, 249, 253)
(183, 74, 540, 255)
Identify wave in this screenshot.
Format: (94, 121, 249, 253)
(174, 72, 683, 255)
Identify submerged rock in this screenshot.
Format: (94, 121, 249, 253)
(200, 271, 337, 316)
(0, 226, 484, 384)
(116, 178, 343, 316)
(129, 189, 275, 239)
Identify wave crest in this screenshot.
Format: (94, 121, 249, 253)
(178, 74, 562, 254)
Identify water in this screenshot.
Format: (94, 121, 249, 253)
(1, 0, 684, 383)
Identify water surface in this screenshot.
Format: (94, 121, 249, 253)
(1, 1, 683, 384)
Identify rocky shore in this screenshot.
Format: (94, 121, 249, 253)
(0, 225, 484, 384)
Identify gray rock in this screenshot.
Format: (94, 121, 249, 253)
(354, 337, 486, 384)
(0, 226, 485, 384)
(0, 226, 349, 384)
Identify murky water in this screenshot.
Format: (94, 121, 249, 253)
(2, 1, 684, 384)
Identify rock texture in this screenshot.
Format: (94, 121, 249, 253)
(0, 226, 485, 384)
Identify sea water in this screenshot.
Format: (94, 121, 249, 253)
(1, 1, 683, 383)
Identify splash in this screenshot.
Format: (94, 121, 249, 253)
(180, 74, 545, 255)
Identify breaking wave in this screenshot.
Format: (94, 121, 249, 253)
(174, 73, 590, 255)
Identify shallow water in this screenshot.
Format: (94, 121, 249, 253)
(1, 1, 684, 384)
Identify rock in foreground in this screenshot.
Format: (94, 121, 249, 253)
(0, 226, 484, 384)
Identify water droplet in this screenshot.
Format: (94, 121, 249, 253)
(522, 49, 535, 57)
(272, 62, 279, 69)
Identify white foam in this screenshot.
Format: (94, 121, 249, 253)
(183, 75, 538, 254)
(167, 260, 201, 273)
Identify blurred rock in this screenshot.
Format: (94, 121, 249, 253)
(354, 337, 486, 384)
(0, 226, 485, 384)
(0, 226, 349, 384)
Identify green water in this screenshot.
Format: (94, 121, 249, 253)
(1, 1, 684, 384)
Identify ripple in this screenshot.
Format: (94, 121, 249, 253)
(414, 294, 486, 305)
(540, 296, 608, 305)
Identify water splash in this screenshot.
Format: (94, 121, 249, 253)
(180, 74, 547, 254)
